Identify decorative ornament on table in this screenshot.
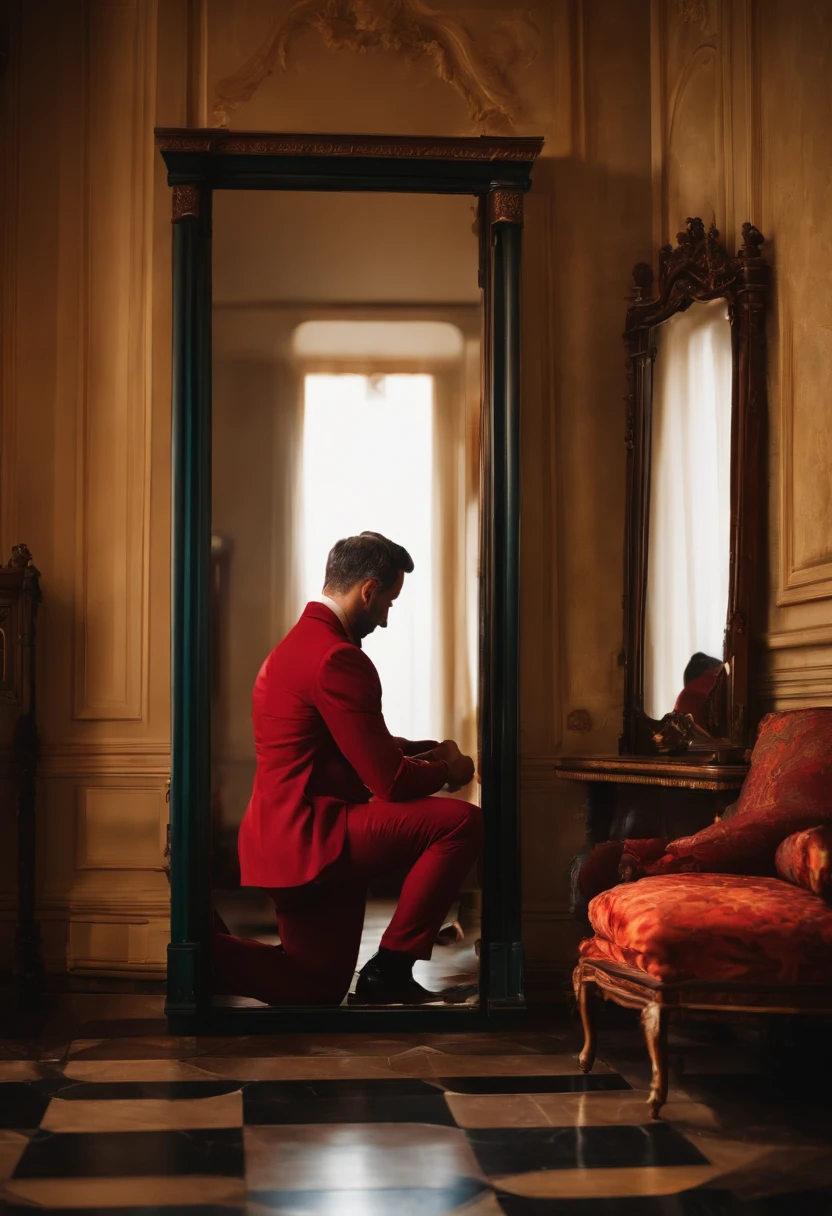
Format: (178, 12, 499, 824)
(651, 711, 696, 754)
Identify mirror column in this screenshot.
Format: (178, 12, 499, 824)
(485, 188, 524, 1009)
(168, 181, 213, 1019)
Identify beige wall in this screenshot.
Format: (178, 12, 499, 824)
(0, 0, 661, 986)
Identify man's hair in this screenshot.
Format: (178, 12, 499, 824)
(324, 532, 414, 594)
(683, 652, 722, 687)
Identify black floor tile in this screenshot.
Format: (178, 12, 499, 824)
(0, 1082, 56, 1129)
(493, 1193, 730, 1215)
(32, 1080, 242, 1101)
(493, 1187, 832, 1214)
(745, 1187, 832, 1215)
(75, 1018, 170, 1037)
(242, 1078, 456, 1126)
(248, 1181, 489, 1214)
(245, 1080, 443, 1101)
(437, 1075, 631, 1095)
(466, 1125, 710, 1176)
(12, 1127, 244, 1179)
(2, 1209, 242, 1216)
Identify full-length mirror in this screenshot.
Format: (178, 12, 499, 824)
(621, 218, 768, 759)
(157, 129, 543, 1030)
(210, 190, 483, 1009)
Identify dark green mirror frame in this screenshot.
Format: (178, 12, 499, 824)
(156, 128, 543, 1033)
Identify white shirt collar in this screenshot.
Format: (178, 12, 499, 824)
(315, 595, 356, 645)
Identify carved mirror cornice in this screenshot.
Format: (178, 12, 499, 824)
(620, 218, 768, 760)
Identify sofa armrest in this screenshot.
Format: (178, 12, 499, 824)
(775, 825, 832, 900)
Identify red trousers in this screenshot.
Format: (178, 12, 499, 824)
(213, 795, 483, 1006)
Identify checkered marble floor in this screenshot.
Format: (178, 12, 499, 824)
(2, 999, 832, 1213)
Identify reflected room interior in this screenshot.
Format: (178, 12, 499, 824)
(209, 189, 482, 1006)
(644, 297, 733, 738)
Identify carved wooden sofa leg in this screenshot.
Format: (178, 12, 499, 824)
(574, 961, 673, 1119)
(577, 972, 597, 1074)
(640, 1001, 669, 1118)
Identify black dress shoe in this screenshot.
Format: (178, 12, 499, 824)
(349, 959, 440, 1006)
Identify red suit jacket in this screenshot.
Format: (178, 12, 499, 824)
(673, 666, 721, 730)
(237, 602, 450, 888)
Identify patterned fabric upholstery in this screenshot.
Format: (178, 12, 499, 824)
(620, 708, 832, 880)
(776, 825, 832, 901)
(582, 872, 832, 984)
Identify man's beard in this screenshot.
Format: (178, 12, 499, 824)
(356, 614, 386, 639)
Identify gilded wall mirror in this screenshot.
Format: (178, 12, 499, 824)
(156, 130, 542, 1032)
(620, 218, 769, 761)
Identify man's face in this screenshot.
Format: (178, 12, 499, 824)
(356, 568, 405, 639)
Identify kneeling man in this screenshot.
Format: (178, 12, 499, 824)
(214, 531, 481, 1006)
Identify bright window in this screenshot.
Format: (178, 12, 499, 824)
(300, 373, 436, 739)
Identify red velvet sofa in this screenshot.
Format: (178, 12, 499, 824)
(573, 708, 832, 1117)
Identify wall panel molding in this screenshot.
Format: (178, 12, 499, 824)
(186, 0, 209, 127)
(39, 741, 170, 778)
(72, 0, 157, 721)
(75, 785, 167, 871)
(0, 0, 22, 553)
(743, 0, 763, 227)
(762, 624, 832, 651)
(755, 664, 832, 707)
(777, 311, 832, 605)
(0, 893, 170, 917)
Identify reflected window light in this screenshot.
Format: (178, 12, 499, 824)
(300, 373, 436, 740)
(644, 299, 732, 718)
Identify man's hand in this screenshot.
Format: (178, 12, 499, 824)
(414, 739, 475, 791)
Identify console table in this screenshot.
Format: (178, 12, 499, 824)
(554, 754, 748, 926)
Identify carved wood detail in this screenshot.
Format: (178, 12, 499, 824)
(674, 0, 708, 29)
(211, 0, 524, 131)
(575, 957, 832, 1118)
(172, 184, 200, 222)
(489, 189, 523, 226)
(156, 128, 542, 163)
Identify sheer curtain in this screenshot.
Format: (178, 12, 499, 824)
(300, 373, 437, 739)
(644, 299, 732, 718)
(294, 316, 480, 769)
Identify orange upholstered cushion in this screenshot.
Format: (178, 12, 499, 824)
(776, 826, 832, 900)
(582, 872, 832, 983)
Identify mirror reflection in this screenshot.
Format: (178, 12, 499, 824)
(643, 297, 732, 726)
(209, 190, 482, 1008)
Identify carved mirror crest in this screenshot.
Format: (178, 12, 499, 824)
(620, 217, 768, 761)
